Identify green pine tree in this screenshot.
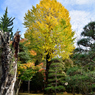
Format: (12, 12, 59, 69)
(70, 21, 95, 94)
(0, 7, 15, 40)
(45, 58, 65, 95)
(73, 21, 95, 69)
(76, 21, 95, 52)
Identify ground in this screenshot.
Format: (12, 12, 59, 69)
(18, 93, 82, 95)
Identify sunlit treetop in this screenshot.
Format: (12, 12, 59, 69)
(24, 0, 75, 60)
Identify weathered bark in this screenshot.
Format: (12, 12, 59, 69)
(0, 31, 4, 83)
(0, 48, 2, 83)
(13, 79, 21, 95)
(0, 30, 20, 95)
(12, 31, 20, 59)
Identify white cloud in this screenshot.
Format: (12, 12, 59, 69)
(75, 0, 91, 5)
(58, 0, 95, 5)
(70, 10, 95, 38)
(70, 10, 90, 31)
(74, 0, 95, 5)
(69, 10, 91, 46)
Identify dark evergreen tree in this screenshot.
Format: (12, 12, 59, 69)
(73, 21, 95, 68)
(45, 58, 65, 95)
(69, 21, 95, 94)
(66, 66, 95, 95)
(76, 21, 95, 52)
(0, 7, 15, 40)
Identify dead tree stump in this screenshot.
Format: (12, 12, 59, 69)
(0, 30, 20, 95)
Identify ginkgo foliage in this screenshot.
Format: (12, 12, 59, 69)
(24, 0, 75, 60)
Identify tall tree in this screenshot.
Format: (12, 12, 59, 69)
(70, 21, 95, 95)
(0, 7, 15, 40)
(77, 21, 95, 51)
(74, 21, 95, 67)
(23, 0, 75, 91)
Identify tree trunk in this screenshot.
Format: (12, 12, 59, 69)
(13, 79, 21, 95)
(0, 48, 2, 84)
(5, 63, 17, 95)
(44, 53, 51, 94)
(28, 81, 30, 93)
(0, 31, 20, 95)
(72, 87, 75, 95)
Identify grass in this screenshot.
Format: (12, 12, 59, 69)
(18, 92, 82, 95)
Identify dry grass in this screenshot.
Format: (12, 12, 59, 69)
(18, 92, 82, 95)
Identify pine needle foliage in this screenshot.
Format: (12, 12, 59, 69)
(0, 7, 15, 40)
(45, 59, 65, 94)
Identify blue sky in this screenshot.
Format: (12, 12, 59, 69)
(0, 0, 95, 45)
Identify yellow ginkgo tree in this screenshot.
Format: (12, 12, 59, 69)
(23, 0, 75, 89)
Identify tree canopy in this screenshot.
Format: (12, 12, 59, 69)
(23, 0, 75, 60)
